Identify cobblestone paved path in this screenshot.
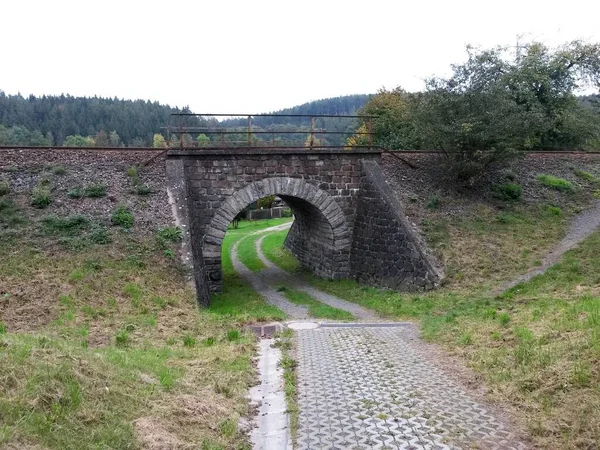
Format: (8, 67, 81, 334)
(295, 325, 529, 450)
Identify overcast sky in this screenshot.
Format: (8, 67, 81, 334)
(2, 0, 599, 114)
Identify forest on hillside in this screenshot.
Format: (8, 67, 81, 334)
(0, 92, 371, 147)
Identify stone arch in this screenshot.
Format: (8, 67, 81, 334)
(201, 177, 352, 294)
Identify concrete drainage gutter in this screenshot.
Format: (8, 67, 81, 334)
(249, 338, 292, 450)
(249, 321, 412, 449)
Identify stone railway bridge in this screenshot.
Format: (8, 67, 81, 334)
(166, 147, 440, 305)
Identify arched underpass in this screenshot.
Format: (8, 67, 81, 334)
(166, 148, 440, 305)
(202, 178, 352, 293)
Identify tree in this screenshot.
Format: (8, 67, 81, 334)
(108, 131, 121, 147)
(153, 133, 166, 148)
(63, 135, 95, 147)
(197, 133, 210, 147)
(360, 40, 600, 182)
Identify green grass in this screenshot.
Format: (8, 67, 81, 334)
(277, 285, 354, 321)
(31, 182, 52, 208)
(208, 218, 290, 322)
(537, 174, 574, 192)
(301, 228, 600, 448)
(236, 233, 266, 272)
(0, 179, 10, 196)
(111, 204, 134, 228)
(262, 230, 299, 272)
(0, 214, 291, 449)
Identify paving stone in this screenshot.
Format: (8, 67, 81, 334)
(295, 326, 529, 450)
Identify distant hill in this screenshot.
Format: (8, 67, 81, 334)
(0, 92, 370, 147)
(221, 95, 372, 145)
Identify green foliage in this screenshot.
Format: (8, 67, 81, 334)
(426, 195, 441, 209)
(156, 227, 182, 243)
(0, 179, 10, 196)
(134, 183, 152, 195)
(126, 166, 138, 178)
(84, 184, 107, 198)
(257, 195, 276, 209)
(111, 205, 134, 229)
(153, 133, 166, 148)
(41, 215, 88, 235)
(63, 135, 95, 147)
(492, 183, 522, 201)
(359, 40, 600, 181)
(537, 174, 574, 192)
(0, 198, 26, 228)
(573, 168, 596, 182)
(31, 181, 51, 208)
(281, 208, 292, 218)
(196, 133, 211, 147)
(51, 165, 67, 175)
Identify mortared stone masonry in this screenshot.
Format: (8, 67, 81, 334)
(166, 148, 440, 306)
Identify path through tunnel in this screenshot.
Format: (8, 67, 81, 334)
(201, 178, 352, 297)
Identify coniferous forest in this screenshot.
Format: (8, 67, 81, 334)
(0, 92, 371, 147)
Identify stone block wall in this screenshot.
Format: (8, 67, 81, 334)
(349, 160, 441, 290)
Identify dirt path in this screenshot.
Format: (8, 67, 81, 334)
(495, 200, 600, 294)
(254, 233, 379, 321)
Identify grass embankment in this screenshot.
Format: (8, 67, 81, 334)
(0, 201, 285, 449)
(261, 230, 299, 273)
(262, 203, 600, 448)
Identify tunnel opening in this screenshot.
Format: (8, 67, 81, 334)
(201, 178, 351, 298)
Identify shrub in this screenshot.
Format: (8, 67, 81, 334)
(31, 183, 51, 208)
(492, 182, 522, 201)
(0, 199, 26, 228)
(546, 205, 562, 216)
(157, 227, 182, 242)
(537, 174, 574, 192)
(282, 208, 293, 218)
(115, 330, 130, 347)
(41, 215, 89, 235)
(183, 335, 197, 347)
(573, 168, 595, 182)
(68, 187, 84, 198)
(0, 180, 10, 196)
(126, 166, 138, 178)
(426, 195, 441, 209)
(51, 165, 67, 175)
(89, 226, 111, 244)
(84, 184, 107, 198)
(111, 204, 134, 228)
(134, 183, 152, 195)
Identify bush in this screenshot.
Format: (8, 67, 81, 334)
(492, 182, 522, 201)
(426, 195, 441, 209)
(41, 215, 89, 235)
(126, 166, 138, 178)
(282, 208, 292, 218)
(0, 180, 10, 196)
(573, 168, 596, 182)
(0, 198, 26, 228)
(51, 165, 67, 175)
(157, 227, 182, 242)
(111, 204, 134, 228)
(134, 183, 152, 195)
(68, 187, 84, 198)
(84, 184, 107, 198)
(31, 183, 51, 208)
(537, 174, 574, 192)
